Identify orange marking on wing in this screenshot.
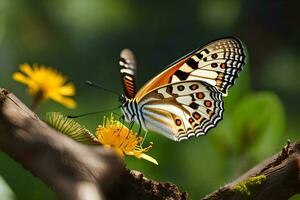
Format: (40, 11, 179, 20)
(192, 112, 201, 120)
(122, 76, 136, 98)
(221, 63, 226, 69)
(135, 56, 190, 101)
(196, 92, 205, 99)
(175, 118, 182, 126)
(204, 100, 212, 108)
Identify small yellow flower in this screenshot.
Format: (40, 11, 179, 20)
(96, 114, 158, 165)
(13, 63, 76, 109)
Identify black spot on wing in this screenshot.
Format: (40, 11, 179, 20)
(186, 58, 198, 69)
(189, 102, 199, 109)
(203, 49, 210, 54)
(166, 85, 173, 94)
(195, 53, 203, 60)
(177, 85, 185, 91)
(174, 70, 189, 80)
(190, 94, 196, 101)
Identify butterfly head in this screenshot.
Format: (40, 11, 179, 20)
(119, 94, 126, 105)
(119, 94, 128, 121)
(119, 94, 134, 123)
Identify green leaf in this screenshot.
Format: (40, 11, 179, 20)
(210, 91, 285, 163)
(231, 92, 285, 160)
(45, 112, 99, 145)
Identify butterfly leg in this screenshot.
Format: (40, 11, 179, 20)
(127, 113, 136, 132)
(141, 131, 148, 145)
(128, 121, 134, 130)
(137, 124, 142, 137)
(122, 121, 134, 139)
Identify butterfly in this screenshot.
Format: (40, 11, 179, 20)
(119, 37, 245, 141)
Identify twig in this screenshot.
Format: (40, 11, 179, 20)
(203, 140, 300, 200)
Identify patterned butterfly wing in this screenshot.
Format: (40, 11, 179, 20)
(120, 49, 137, 99)
(137, 80, 223, 141)
(135, 37, 245, 100)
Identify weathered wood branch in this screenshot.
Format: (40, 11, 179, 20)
(0, 88, 124, 199)
(203, 140, 300, 200)
(0, 88, 299, 200)
(0, 88, 186, 200)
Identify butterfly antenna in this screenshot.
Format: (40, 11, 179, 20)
(85, 81, 119, 96)
(67, 107, 119, 118)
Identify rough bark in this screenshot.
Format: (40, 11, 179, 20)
(203, 140, 300, 200)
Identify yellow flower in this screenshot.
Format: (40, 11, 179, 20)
(13, 63, 76, 109)
(96, 114, 158, 165)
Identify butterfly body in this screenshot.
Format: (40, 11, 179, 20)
(119, 37, 245, 141)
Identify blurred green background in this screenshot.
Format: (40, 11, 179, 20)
(0, 0, 299, 199)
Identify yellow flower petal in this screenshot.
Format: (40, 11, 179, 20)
(140, 153, 158, 165)
(50, 93, 77, 109)
(13, 63, 77, 109)
(58, 83, 75, 96)
(13, 72, 32, 85)
(19, 63, 33, 76)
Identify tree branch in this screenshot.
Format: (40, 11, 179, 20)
(203, 140, 300, 200)
(0, 88, 124, 199)
(0, 88, 186, 200)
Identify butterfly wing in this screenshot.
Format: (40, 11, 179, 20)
(135, 37, 245, 100)
(137, 80, 223, 141)
(120, 49, 137, 99)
